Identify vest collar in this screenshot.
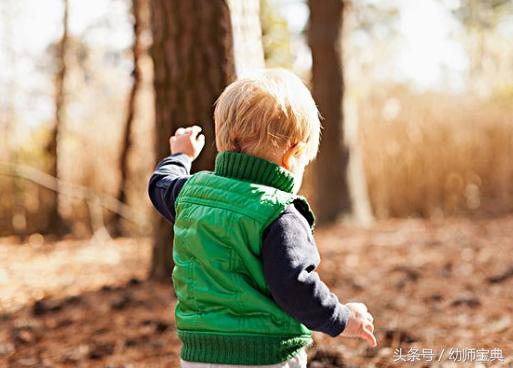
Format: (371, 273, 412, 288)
(214, 151, 295, 193)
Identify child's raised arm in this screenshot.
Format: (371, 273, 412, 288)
(148, 126, 205, 223)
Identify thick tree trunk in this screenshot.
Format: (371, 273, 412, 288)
(45, 0, 69, 234)
(308, 0, 351, 224)
(112, 0, 145, 237)
(149, 0, 263, 279)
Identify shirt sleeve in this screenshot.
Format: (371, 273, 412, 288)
(148, 153, 192, 223)
(261, 203, 350, 337)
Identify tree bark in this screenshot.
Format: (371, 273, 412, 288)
(45, 0, 69, 234)
(308, 0, 351, 224)
(111, 0, 146, 237)
(149, 0, 263, 279)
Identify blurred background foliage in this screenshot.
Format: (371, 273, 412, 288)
(1, 0, 513, 238)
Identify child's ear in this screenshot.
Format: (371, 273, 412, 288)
(294, 142, 307, 158)
(282, 142, 307, 171)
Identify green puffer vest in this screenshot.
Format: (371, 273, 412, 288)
(172, 151, 315, 365)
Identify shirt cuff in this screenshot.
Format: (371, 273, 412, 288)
(322, 303, 351, 337)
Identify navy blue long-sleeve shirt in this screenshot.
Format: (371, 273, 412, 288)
(148, 153, 349, 337)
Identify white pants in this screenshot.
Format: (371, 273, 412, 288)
(180, 349, 307, 368)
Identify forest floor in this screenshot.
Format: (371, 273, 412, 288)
(1, 216, 513, 367)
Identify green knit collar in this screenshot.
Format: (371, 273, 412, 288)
(214, 151, 295, 193)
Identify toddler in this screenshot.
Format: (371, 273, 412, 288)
(148, 69, 376, 367)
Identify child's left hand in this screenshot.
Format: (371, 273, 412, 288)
(170, 125, 205, 161)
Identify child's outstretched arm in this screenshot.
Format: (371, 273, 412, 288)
(148, 126, 204, 223)
(262, 202, 377, 347)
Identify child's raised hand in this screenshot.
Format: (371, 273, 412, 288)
(340, 302, 377, 347)
(170, 125, 205, 161)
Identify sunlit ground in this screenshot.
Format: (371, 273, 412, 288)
(1, 216, 512, 367)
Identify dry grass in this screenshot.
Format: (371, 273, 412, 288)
(3, 82, 513, 235)
(360, 86, 513, 219)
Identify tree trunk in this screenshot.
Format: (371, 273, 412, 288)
(308, 0, 351, 224)
(149, 0, 263, 279)
(1, 1, 25, 235)
(111, 0, 146, 237)
(45, 0, 69, 234)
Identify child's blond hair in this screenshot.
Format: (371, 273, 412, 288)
(214, 69, 321, 162)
